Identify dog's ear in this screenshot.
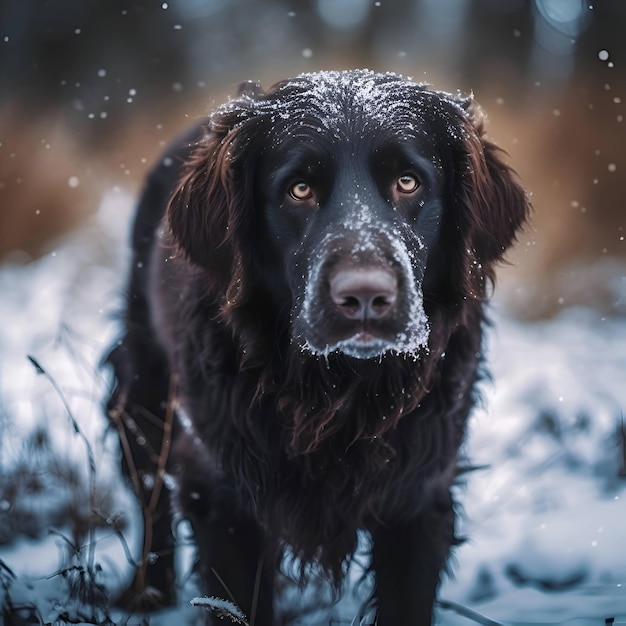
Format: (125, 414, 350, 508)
(454, 97, 531, 295)
(460, 97, 531, 263)
(167, 82, 268, 273)
(167, 129, 234, 270)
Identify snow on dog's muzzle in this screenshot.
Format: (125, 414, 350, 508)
(294, 224, 430, 360)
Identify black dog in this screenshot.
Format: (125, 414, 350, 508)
(106, 70, 529, 624)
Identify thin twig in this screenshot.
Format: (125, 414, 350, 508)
(437, 598, 506, 625)
(109, 374, 178, 593)
(211, 566, 238, 605)
(27, 354, 99, 571)
(148, 373, 178, 515)
(249, 557, 263, 626)
(27, 355, 96, 490)
(109, 403, 149, 590)
(92, 509, 141, 569)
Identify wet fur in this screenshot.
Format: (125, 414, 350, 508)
(106, 71, 529, 623)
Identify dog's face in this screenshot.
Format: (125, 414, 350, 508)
(256, 74, 451, 358)
(168, 71, 529, 361)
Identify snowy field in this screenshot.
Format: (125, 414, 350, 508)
(1, 191, 625, 625)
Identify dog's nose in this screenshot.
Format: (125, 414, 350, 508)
(330, 269, 397, 321)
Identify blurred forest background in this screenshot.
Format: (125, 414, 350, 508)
(0, 0, 624, 320)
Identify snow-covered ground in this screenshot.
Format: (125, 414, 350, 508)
(439, 307, 626, 625)
(1, 191, 625, 624)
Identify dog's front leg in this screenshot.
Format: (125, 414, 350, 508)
(370, 489, 455, 625)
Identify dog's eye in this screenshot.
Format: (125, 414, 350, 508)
(289, 181, 313, 201)
(396, 174, 420, 194)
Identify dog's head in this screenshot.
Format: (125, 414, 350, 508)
(168, 70, 529, 361)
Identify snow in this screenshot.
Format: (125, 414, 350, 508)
(436, 308, 626, 624)
(1, 189, 625, 623)
(0, 189, 142, 618)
